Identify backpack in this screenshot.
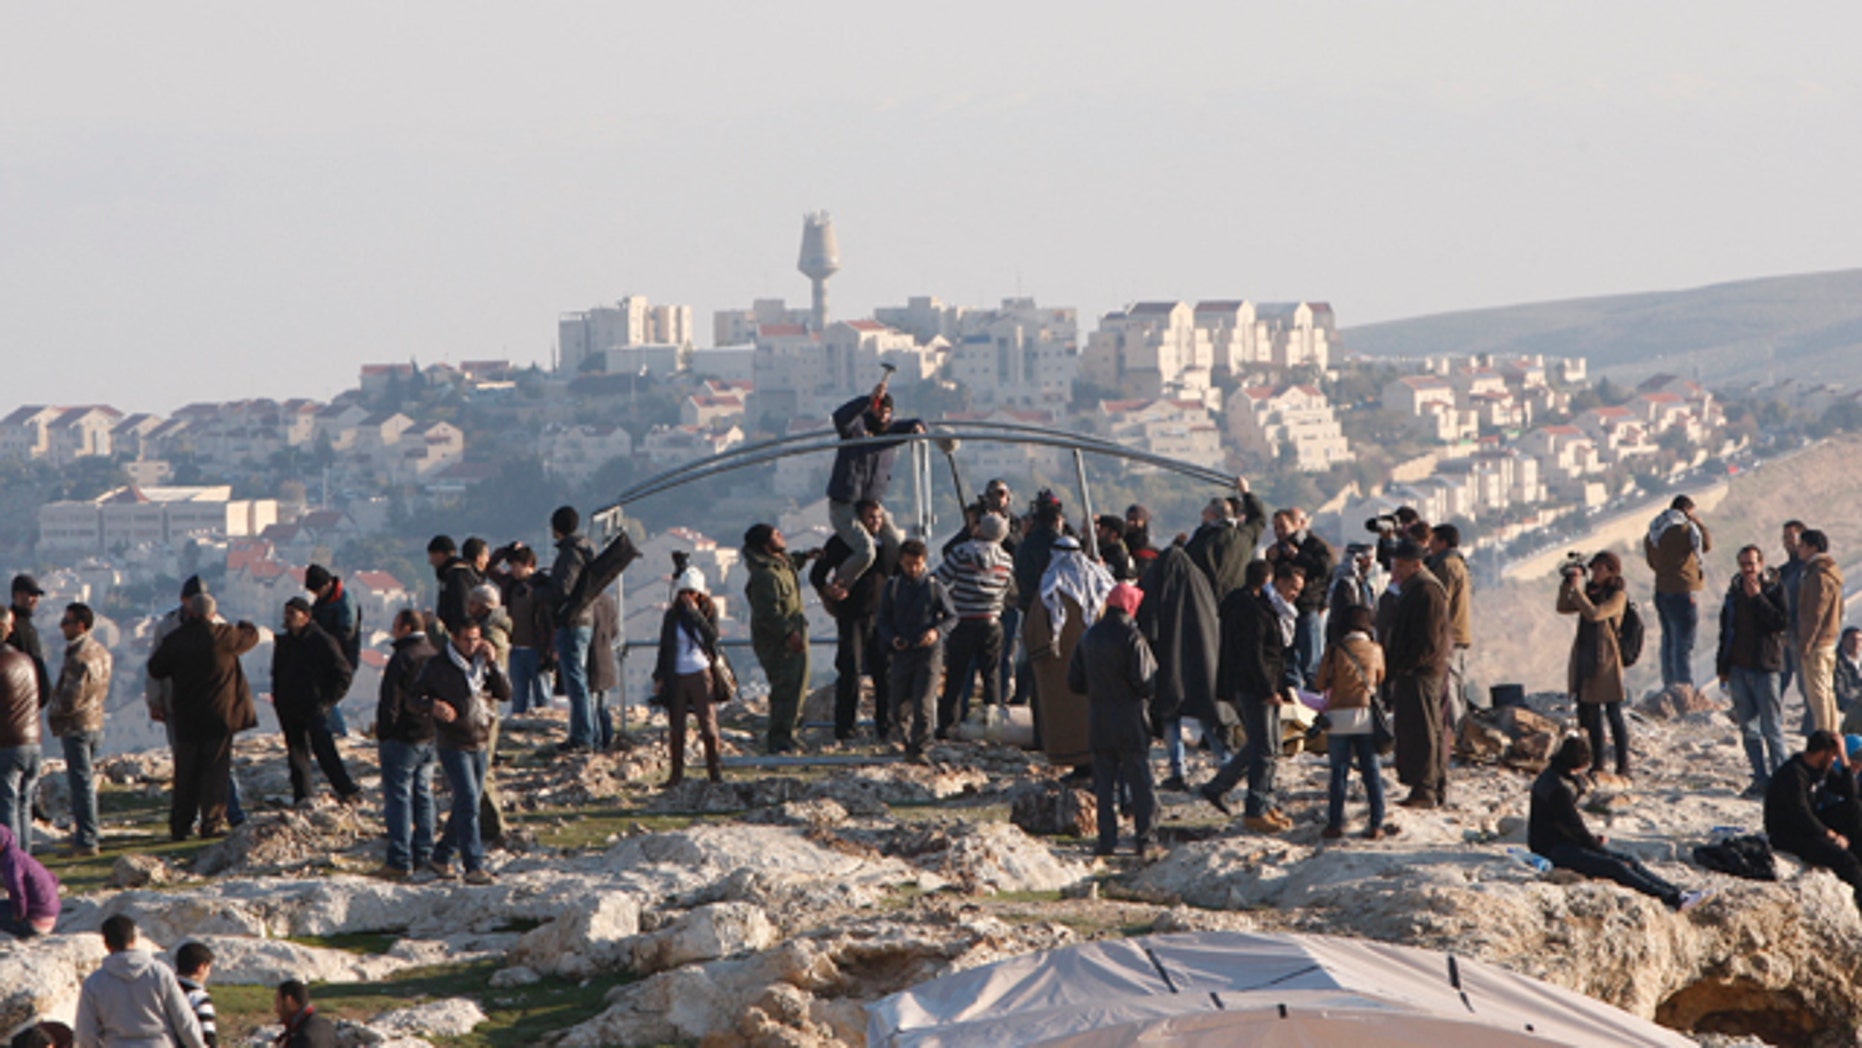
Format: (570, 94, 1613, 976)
(559, 529, 642, 625)
(1692, 834, 1777, 881)
(1617, 597, 1646, 669)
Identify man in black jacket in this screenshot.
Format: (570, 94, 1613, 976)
(1717, 544, 1791, 798)
(1201, 560, 1295, 832)
(1264, 509, 1334, 689)
(810, 500, 894, 742)
(427, 535, 481, 639)
(1184, 479, 1266, 603)
(374, 610, 437, 880)
(1385, 539, 1452, 809)
(546, 506, 600, 752)
(825, 379, 919, 592)
(4, 575, 49, 710)
(877, 540, 956, 760)
(1067, 582, 1158, 857)
(271, 597, 359, 807)
(1766, 730, 1862, 910)
(414, 618, 510, 884)
(1531, 736, 1707, 910)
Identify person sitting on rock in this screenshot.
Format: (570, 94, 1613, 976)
(1531, 736, 1708, 912)
(1766, 729, 1862, 911)
(0, 824, 58, 939)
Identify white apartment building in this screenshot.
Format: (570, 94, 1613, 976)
(941, 298, 1079, 409)
(1098, 398, 1224, 469)
(1229, 385, 1353, 472)
(40, 486, 278, 556)
(641, 424, 744, 471)
(713, 298, 814, 347)
(874, 296, 969, 343)
(560, 296, 695, 374)
(1081, 303, 1219, 410)
(1253, 302, 1334, 371)
(0, 405, 123, 464)
(1384, 375, 1478, 443)
(539, 423, 635, 484)
(687, 345, 757, 383)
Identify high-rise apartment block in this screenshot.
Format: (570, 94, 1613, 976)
(559, 296, 694, 374)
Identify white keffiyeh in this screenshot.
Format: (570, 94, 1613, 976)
(447, 640, 489, 694)
(1040, 538, 1116, 634)
(1647, 507, 1702, 555)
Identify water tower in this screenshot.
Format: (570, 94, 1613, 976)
(797, 211, 840, 331)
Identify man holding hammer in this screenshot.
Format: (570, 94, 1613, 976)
(824, 364, 923, 600)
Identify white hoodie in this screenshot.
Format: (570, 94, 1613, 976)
(74, 949, 206, 1048)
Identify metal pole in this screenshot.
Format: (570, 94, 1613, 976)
(910, 438, 927, 539)
(1072, 448, 1099, 561)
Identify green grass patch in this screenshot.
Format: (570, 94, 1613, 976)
(210, 960, 638, 1047)
(41, 830, 217, 896)
(285, 932, 400, 956)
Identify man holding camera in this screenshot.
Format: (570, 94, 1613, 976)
(1644, 495, 1711, 693)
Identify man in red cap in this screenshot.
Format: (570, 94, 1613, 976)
(1067, 582, 1158, 858)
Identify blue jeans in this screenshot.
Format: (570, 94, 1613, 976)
(1654, 591, 1698, 687)
(1729, 666, 1788, 787)
(1327, 732, 1385, 831)
(1292, 610, 1325, 689)
(595, 690, 614, 750)
(1209, 699, 1280, 817)
(379, 739, 437, 871)
(62, 732, 101, 850)
(1164, 717, 1231, 780)
(555, 624, 596, 748)
(326, 703, 350, 737)
(0, 745, 41, 851)
(432, 747, 487, 874)
(508, 647, 549, 715)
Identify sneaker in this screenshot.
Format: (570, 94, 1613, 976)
(428, 860, 457, 880)
(463, 869, 496, 886)
(1262, 808, 1295, 831)
(1321, 825, 1344, 840)
(1198, 783, 1233, 816)
(1677, 889, 1713, 913)
(1243, 814, 1287, 835)
(1158, 775, 1189, 793)
(370, 864, 409, 882)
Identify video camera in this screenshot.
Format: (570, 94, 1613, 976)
(1559, 551, 1590, 581)
(1364, 514, 1400, 535)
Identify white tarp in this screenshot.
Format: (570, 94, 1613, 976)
(866, 931, 1694, 1047)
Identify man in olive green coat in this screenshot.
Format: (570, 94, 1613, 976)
(744, 523, 812, 753)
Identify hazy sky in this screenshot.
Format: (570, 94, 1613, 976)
(4, 2, 1859, 412)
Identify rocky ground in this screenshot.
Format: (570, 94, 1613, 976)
(1, 683, 1854, 1046)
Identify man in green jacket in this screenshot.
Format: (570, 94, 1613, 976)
(744, 524, 813, 753)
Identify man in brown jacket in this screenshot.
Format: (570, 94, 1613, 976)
(1644, 495, 1711, 692)
(1427, 524, 1474, 723)
(147, 594, 260, 841)
(50, 603, 112, 855)
(1796, 529, 1846, 736)
(0, 608, 41, 852)
(1385, 540, 1452, 809)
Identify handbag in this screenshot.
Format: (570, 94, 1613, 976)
(710, 648, 739, 704)
(1335, 642, 1397, 755)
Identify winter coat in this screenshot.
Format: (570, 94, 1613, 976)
(433, 556, 481, 635)
(0, 648, 40, 748)
(587, 592, 620, 693)
(1645, 517, 1712, 594)
(1428, 549, 1474, 648)
(549, 533, 596, 628)
(375, 633, 437, 745)
(144, 606, 186, 721)
(1385, 570, 1451, 679)
(75, 949, 207, 1048)
(147, 618, 261, 741)
(1013, 525, 1063, 612)
(1558, 579, 1626, 705)
(1216, 587, 1284, 703)
(1100, 537, 1136, 582)
(1326, 563, 1379, 646)
(743, 546, 810, 663)
(1184, 493, 1266, 602)
(1067, 609, 1157, 753)
(876, 574, 956, 654)
(311, 579, 362, 671)
(497, 572, 555, 650)
(271, 621, 355, 720)
(50, 631, 112, 737)
(1137, 545, 1221, 726)
(1765, 753, 1857, 856)
(475, 607, 513, 671)
(1529, 767, 1603, 857)
(1314, 632, 1385, 712)
(1797, 554, 1845, 652)
(826, 395, 919, 504)
(0, 824, 58, 925)
(654, 599, 720, 686)
(1838, 652, 1862, 713)
(809, 532, 892, 621)
(4, 603, 50, 709)
(277, 1007, 338, 1048)
(1715, 571, 1789, 678)
(1026, 592, 1091, 766)
(413, 646, 511, 751)
(1266, 529, 1336, 613)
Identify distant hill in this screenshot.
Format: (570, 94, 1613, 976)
(1344, 269, 1862, 389)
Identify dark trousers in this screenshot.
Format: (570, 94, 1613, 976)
(834, 615, 890, 740)
(1777, 800, 1862, 909)
(1577, 700, 1631, 773)
(889, 647, 942, 755)
(1545, 843, 1681, 907)
(170, 734, 232, 840)
(1392, 671, 1447, 803)
(1093, 745, 1156, 852)
(278, 705, 359, 803)
(939, 618, 1003, 731)
(667, 670, 722, 783)
(1209, 697, 1280, 817)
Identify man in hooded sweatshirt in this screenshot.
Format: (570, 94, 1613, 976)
(74, 914, 206, 1048)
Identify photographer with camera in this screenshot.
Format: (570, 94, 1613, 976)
(1557, 551, 1632, 777)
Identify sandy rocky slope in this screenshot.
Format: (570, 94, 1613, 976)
(1, 685, 1858, 1047)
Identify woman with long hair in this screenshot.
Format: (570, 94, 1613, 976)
(1557, 551, 1631, 776)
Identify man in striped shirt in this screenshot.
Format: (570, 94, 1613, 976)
(936, 512, 1015, 735)
(175, 941, 219, 1046)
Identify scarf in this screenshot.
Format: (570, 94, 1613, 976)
(447, 641, 488, 695)
(1040, 540, 1116, 634)
(1648, 507, 1702, 554)
(1266, 585, 1299, 646)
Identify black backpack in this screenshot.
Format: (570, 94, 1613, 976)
(559, 529, 642, 624)
(1692, 834, 1776, 881)
(1617, 597, 1646, 669)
